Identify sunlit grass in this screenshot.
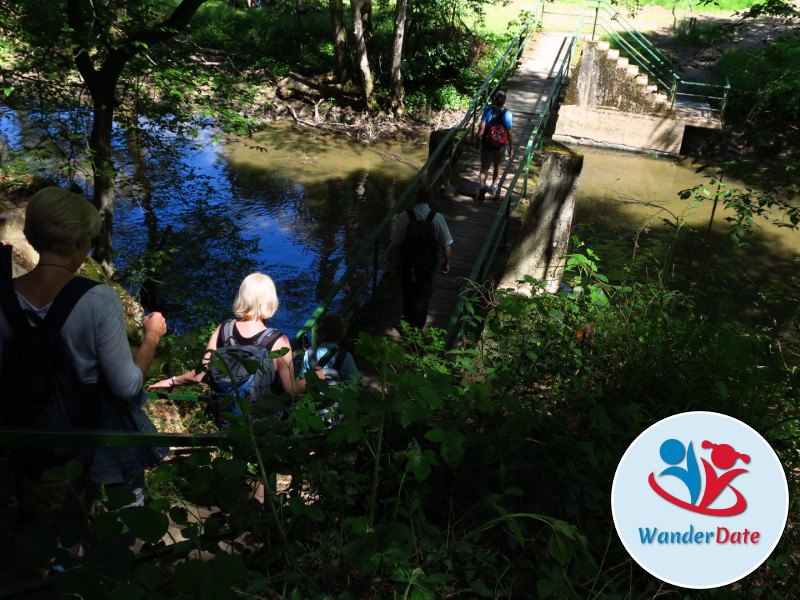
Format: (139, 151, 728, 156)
(479, 0, 757, 37)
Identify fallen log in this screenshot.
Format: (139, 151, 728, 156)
(277, 72, 360, 102)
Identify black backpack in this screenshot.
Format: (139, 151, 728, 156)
(402, 209, 439, 278)
(306, 347, 349, 386)
(207, 319, 283, 424)
(0, 277, 103, 476)
(482, 107, 508, 150)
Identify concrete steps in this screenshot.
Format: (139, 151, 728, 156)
(590, 38, 666, 107)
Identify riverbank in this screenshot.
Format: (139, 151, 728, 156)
(238, 2, 797, 161)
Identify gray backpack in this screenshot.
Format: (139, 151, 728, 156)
(207, 320, 282, 423)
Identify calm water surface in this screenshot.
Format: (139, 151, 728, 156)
(3, 103, 797, 337)
(571, 146, 800, 286)
(112, 122, 430, 336)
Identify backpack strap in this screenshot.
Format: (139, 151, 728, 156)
(404, 209, 436, 227)
(0, 277, 99, 334)
(483, 107, 500, 142)
(307, 347, 319, 371)
(317, 348, 338, 368)
(307, 347, 343, 371)
(332, 349, 348, 373)
(0, 280, 27, 334)
(255, 327, 282, 352)
(220, 321, 282, 351)
(44, 278, 101, 329)
(220, 319, 238, 347)
(1, 244, 12, 282)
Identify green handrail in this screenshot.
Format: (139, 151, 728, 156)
(292, 3, 546, 342)
(581, 0, 728, 114)
(0, 429, 224, 448)
(0, 0, 728, 450)
(445, 10, 582, 348)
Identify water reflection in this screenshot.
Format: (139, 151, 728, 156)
(5, 101, 797, 337)
(573, 146, 800, 257)
(570, 146, 800, 327)
(114, 122, 428, 335)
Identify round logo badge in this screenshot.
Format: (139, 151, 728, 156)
(611, 411, 788, 588)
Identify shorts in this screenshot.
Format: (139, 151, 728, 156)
(480, 144, 507, 170)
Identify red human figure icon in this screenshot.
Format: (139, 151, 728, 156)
(698, 441, 750, 512)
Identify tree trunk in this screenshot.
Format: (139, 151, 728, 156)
(295, 0, 305, 55)
(363, 0, 374, 54)
(350, 0, 373, 107)
(89, 101, 118, 275)
(390, 0, 411, 114)
(66, 0, 207, 274)
(329, 0, 352, 84)
(498, 143, 584, 295)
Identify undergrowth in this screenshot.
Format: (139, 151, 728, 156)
(9, 231, 799, 599)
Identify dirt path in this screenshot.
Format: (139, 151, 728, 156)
(642, 9, 798, 83)
(541, 2, 796, 83)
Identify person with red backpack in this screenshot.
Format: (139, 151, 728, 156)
(476, 90, 514, 201)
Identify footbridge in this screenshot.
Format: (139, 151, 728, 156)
(296, 0, 728, 351)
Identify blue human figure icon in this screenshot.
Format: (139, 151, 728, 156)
(658, 438, 701, 505)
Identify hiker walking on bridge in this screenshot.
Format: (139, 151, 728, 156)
(390, 184, 453, 330)
(477, 90, 514, 201)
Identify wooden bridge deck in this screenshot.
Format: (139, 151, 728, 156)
(351, 31, 574, 345)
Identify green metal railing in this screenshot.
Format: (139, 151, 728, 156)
(0, 428, 223, 449)
(293, 1, 546, 344)
(443, 7, 583, 348)
(0, 10, 547, 454)
(579, 0, 730, 115)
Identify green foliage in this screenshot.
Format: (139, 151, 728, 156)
(14, 235, 800, 597)
(189, 1, 337, 76)
(715, 32, 800, 131)
(4, 1, 800, 597)
(431, 84, 472, 110)
(680, 172, 800, 246)
(652, 0, 754, 10)
(671, 19, 736, 48)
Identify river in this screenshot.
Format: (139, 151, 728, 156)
(110, 121, 429, 337)
(2, 108, 797, 338)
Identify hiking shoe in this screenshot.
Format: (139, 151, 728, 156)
(490, 182, 499, 195)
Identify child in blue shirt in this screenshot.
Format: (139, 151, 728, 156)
(300, 313, 359, 383)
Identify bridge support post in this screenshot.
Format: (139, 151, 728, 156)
(498, 142, 583, 296)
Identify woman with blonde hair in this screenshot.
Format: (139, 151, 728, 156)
(150, 272, 314, 503)
(149, 271, 308, 398)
